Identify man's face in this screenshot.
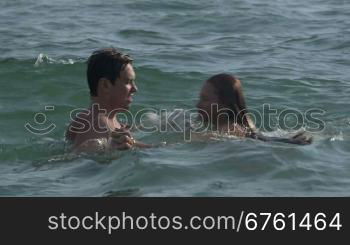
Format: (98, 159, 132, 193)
(109, 63, 137, 110)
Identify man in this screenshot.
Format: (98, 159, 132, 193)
(66, 48, 146, 152)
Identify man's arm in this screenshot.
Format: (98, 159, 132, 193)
(73, 138, 109, 153)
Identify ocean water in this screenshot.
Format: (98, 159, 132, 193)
(0, 0, 349, 196)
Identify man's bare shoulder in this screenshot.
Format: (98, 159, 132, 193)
(66, 111, 110, 148)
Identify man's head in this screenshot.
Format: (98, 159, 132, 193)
(87, 48, 137, 110)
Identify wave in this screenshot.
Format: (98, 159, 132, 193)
(0, 55, 84, 66)
(34, 53, 78, 66)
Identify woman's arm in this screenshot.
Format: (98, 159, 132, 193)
(249, 131, 313, 145)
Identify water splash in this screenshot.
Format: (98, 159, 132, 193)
(34, 53, 75, 67)
(330, 132, 344, 142)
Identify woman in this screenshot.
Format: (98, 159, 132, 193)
(196, 73, 312, 145)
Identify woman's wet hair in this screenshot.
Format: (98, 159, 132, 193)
(206, 73, 251, 129)
(87, 48, 133, 97)
(202, 74, 312, 144)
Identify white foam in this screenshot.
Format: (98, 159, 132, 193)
(330, 132, 344, 142)
(34, 53, 75, 67)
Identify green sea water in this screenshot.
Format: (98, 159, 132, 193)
(0, 0, 349, 196)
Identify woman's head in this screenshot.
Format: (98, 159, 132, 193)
(197, 73, 251, 128)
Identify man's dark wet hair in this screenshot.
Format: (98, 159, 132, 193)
(87, 48, 133, 96)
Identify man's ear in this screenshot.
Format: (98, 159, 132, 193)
(98, 78, 112, 94)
